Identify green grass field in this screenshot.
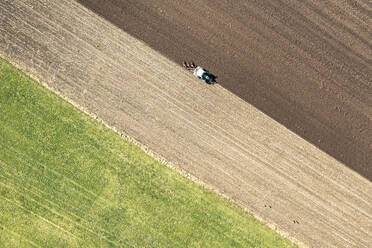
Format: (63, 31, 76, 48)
(0, 57, 297, 247)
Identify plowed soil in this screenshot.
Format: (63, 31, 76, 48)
(77, 0, 372, 181)
(0, 1, 371, 247)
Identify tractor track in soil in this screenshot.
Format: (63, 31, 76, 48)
(0, 0, 371, 247)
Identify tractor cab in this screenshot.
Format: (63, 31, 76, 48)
(193, 66, 216, 84)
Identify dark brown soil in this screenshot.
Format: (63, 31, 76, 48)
(77, 0, 372, 180)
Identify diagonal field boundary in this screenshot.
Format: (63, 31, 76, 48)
(0, 1, 371, 247)
(76, 0, 372, 180)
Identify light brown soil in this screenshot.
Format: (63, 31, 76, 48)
(0, 1, 371, 247)
(78, 0, 372, 181)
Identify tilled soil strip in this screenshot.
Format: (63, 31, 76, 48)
(77, 0, 372, 180)
(0, 1, 371, 247)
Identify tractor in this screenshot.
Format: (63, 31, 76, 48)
(183, 61, 216, 84)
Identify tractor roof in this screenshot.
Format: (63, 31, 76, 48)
(194, 66, 205, 77)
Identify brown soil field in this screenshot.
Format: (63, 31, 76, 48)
(0, 0, 371, 247)
(77, 0, 372, 181)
